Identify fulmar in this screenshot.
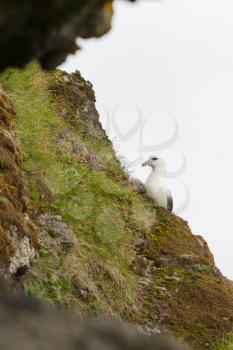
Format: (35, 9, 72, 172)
(142, 156, 173, 212)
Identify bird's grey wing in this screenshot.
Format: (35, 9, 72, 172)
(167, 193, 173, 212)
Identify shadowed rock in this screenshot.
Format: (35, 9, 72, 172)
(0, 0, 114, 71)
(0, 279, 185, 350)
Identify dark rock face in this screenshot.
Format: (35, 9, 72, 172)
(0, 0, 113, 71)
(0, 87, 37, 276)
(0, 278, 185, 350)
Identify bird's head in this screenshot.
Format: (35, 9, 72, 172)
(142, 156, 166, 172)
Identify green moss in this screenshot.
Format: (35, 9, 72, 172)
(213, 335, 233, 350)
(0, 196, 8, 204)
(193, 263, 213, 273)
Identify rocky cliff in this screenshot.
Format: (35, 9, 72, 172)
(0, 63, 232, 349)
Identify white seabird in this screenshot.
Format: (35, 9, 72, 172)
(142, 156, 173, 212)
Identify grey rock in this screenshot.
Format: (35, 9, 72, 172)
(8, 226, 36, 275)
(129, 178, 146, 194)
(37, 214, 74, 248)
(80, 101, 105, 139)
(73, 280, 90, 300)
(133, 238, 146, 248)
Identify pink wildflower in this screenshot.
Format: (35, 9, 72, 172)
(57, 140, 65, 146)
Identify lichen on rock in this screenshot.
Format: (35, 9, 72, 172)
(8, 234, 36, 275)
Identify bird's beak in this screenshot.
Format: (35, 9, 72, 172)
(142, 161, 148, 167)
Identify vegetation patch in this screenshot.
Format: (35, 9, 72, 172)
(214, 335, 233, 350)
(1, 63, 233, 349)
(0, 63, 144, 317)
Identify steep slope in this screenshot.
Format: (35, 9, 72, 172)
(0, 63, 232, 349)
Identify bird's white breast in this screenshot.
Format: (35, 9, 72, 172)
(145, 172, 169, 209)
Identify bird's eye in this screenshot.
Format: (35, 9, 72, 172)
(152, 157, 158, 161)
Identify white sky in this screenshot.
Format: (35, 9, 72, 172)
(61, 0, 233, 279)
